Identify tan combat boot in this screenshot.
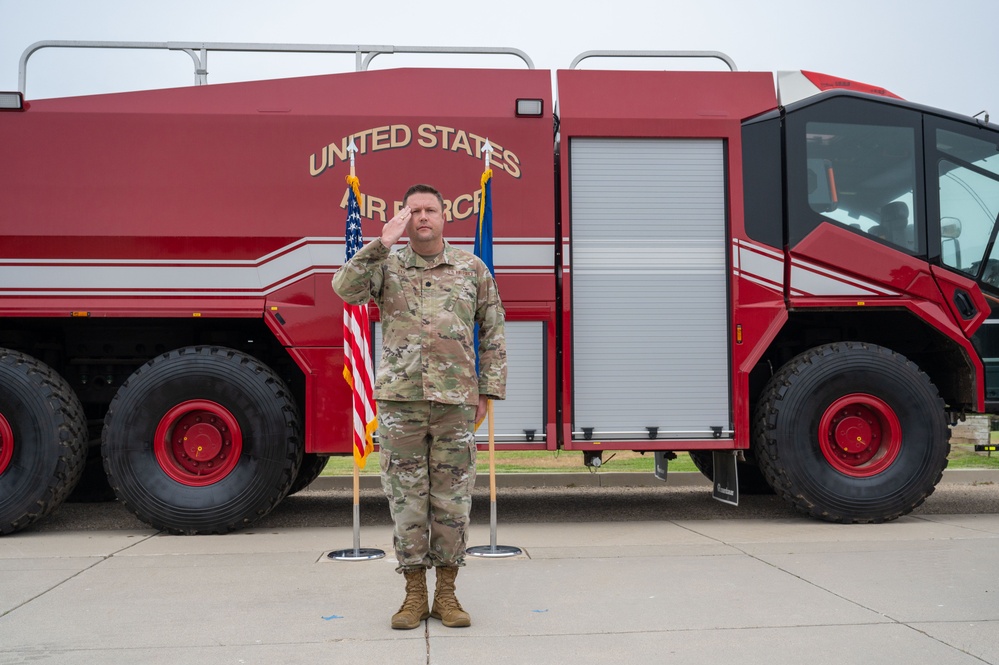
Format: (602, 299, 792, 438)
(391, 568, 430, 630)
(430, 566, 471, 627)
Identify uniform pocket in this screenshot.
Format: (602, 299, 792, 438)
(442, 271, 477, 319)
(384, 269, 417, 313)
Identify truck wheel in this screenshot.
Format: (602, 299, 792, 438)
(687, 451, 774, 494)
(102, 346, 302, 534)
(754, 342, 948, 523)
(0, 349, 87, 535)
(288, 453, 330, 495)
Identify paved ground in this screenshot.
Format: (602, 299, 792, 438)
(31, 469, 999, 531)
(2, 471, 998, 664)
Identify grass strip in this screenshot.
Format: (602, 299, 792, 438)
(322, 442, 999, 476)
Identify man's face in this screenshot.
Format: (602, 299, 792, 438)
(405, 192, 445, 249)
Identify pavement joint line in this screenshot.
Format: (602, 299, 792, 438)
(1, 555, 101, 619)
(0, 530, 160, 619)
(912, 513, 999, 537)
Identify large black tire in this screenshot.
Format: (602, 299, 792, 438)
(102, 346, 302, 534)
(754, 342, 949, 523)
(288, 453, 330, 495)
(687, 451, 775, 495)
(0, 349, 87, 535)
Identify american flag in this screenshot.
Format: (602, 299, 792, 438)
(342, 175, 377, 468)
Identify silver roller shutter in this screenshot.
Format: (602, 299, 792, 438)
(570, 138, 731, 440)
(374, 320, 545, 443)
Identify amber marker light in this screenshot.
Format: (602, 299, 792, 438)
(70, 311, 90, 317)
(736, 324, 743, 344)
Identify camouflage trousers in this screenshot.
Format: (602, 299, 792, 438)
(377, 400, 477, 573)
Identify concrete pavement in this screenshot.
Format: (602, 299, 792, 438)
(2, 511, 998, 664)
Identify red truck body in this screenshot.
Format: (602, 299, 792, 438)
(2, 46, 997, 534)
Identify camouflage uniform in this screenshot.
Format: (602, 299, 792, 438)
(332, 238, 506, 571)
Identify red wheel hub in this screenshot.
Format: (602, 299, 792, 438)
(154, 400, 242, 486)
(0, 413, 12, 475)
(819, 394, 902, 477)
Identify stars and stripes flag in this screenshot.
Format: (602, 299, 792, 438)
(342, 174, 377, 468)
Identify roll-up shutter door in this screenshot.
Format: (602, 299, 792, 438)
(570, 138, 731, 440)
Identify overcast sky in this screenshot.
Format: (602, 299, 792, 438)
(1, 0, 997, 122)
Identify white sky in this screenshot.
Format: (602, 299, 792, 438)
(1, 0, 997, 122)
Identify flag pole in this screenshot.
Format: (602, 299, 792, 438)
(352, 460, 361, 552)
(488, 401, 496, 541)
(330, 459, 383, 561)
(468, 401, 520, 557)
(468, 139, 521, 559)
(330, 138, 384, 562)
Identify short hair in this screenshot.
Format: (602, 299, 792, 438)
(403, 184, 444, 211)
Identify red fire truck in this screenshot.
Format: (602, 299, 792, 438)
(2, 43, 997, 535)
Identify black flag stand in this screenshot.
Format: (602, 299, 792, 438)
(468, 401, 521, 558)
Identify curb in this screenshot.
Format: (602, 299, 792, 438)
(309, 468, 999, 491)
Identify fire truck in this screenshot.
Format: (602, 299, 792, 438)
(1, 42, 997, 535)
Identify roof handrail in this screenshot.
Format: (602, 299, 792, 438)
(17, 40, 535, 95)
(569, 50, 737, 72)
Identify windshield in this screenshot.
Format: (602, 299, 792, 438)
(937, 128, 999, 288)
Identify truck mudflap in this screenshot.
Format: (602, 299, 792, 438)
(710, 451, 740, 506)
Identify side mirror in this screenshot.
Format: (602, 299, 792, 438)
(941, 217, 962, 239)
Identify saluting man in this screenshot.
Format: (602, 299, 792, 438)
(332, 183, 507, 629)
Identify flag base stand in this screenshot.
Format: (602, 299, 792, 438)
(328, 471, 385, 562)
(466, 497, 521, 559)
(467, 402, 521, 559)
(328, 547, 385, 561)
(328, 513, 385, 560)
(467, 544, 521, 558)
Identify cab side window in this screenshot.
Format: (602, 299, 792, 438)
(786, 98, 923, 253)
